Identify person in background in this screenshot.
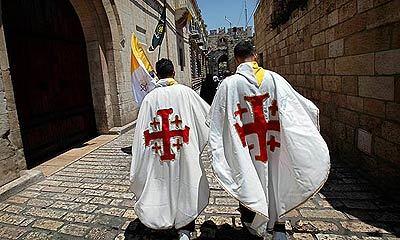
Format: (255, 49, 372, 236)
(200, 74, 219, 105)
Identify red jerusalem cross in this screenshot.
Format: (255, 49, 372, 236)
(234, 93, 280, 163)
(144, 108, 190, 161)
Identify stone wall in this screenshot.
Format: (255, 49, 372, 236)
(0, 0, 196, 187)
(255, 0, 400, 193)
(115, 0, 192, 125)
(207, 27, 253, 74)
(0, 26, 26, 186)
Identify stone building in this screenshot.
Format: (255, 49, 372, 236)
(188, 2, 208, 86)
(0, 0, 206, 187)
(254, 0, 399, 193)
(207, 26, 253, 75)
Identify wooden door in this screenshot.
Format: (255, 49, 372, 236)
(2, 0, 97, 168)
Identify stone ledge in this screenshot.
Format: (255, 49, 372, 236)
(108, 120, 137, 135)
(0, 170, 44, 202)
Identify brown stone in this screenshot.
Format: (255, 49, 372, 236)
(358, 0, 374, 13)
(323, 76, 342, 92)
(293, 233, 314, 240)
(386, 102, 400, 122)
(315, 76, 323, 90)
(381, 121, 400, 144)
(321, 91, 332, 103)
(333, 121, 347, 140)
(32, 219, 64, 231)
(305, 75, 315, 88)
(0, 213, 26, 225)
(347, 96, 364, 111)
(359, 114, 382, 135)
(359, 76, 394, 101)
(295, 220, 340, 232)
(337, 108, 359, 127)
(344, 26, 391, 56)
(335, 13, 367, 39)
(312, 32, 326, 46)
(315, 234, 349, 240)
(340, 221, 388, 233)
(328, 10, 339, 27)
(59, 224, 90, 237)
(326, 59, 335, 75)
(329, 39, 344, 57)
(374, 137, 399, 165)
(393, 24, 400, 49)
(0, 226, 27, 239)
(311, 60, 326, 74)
(63, 212, 95, 224)
(366, 0, 400, 29)
(339, 0, 357, 23)
(325, 27, 336, 43)
(335, 53, 374, 75)
(25, 207, 67, 219)
(363, 98, 386, 117)
(375, 49, 400, 75)
(299, 209, 348, 219)
(341, 76, 358, 95)
(315, 44, 329, 60)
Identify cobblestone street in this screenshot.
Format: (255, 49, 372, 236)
(0, 130, 399, 240)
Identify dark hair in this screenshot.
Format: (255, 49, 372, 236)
(234, 40, 255, 59)
(156, 58, 175, 79)
(223, 70, 232, 78)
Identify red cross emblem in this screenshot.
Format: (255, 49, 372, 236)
(171, 115, 182, 128)
(234, 93, 280, 163)
(144, 108, 190, 161)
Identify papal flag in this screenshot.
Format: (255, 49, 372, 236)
(131, 33, 156, 105)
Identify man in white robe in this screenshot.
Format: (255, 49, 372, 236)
(209, 41, 330, 239)
(130, 59, 211, 240)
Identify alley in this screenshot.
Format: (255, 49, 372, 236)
(0, 130, 398, 240)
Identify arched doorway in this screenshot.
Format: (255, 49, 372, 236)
(2, 0, 97, 168)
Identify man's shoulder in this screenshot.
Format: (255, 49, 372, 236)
(219, 74, 245, 88)
(144, 84, 194, 99)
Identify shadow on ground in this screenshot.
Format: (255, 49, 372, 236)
(290, 160, 400, 237)
(124, 219, 262, 240)
(121, 146, 133, 155)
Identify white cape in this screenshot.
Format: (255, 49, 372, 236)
(209, 63, 330, 235)
(130, 82, 210, 229)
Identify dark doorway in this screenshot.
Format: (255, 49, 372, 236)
(2, 0, 97, 168)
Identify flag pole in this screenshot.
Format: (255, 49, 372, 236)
(158, 43, 162, 60)
(157, 0, 167, 61)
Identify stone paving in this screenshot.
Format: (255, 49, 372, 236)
(0, 130, 399, 240)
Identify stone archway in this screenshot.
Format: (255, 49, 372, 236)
(69, 0, 124, 132)
(2, 0, 100, 167)
(0, 0, 125, 169)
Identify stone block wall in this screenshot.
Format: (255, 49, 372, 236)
(0, 17, 26, 186)
(115, 0, 192, 126)
(255, 0, 399, 193)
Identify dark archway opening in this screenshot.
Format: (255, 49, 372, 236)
(217, 54, 229, 76)
(2, 0, 97, 168)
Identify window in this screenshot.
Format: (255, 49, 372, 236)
(179, 47, 185, 71)
(258, 52, 264, 67)
(136, 25, 147, 45)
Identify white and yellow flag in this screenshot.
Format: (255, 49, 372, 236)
(131, 33, 156, 105)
